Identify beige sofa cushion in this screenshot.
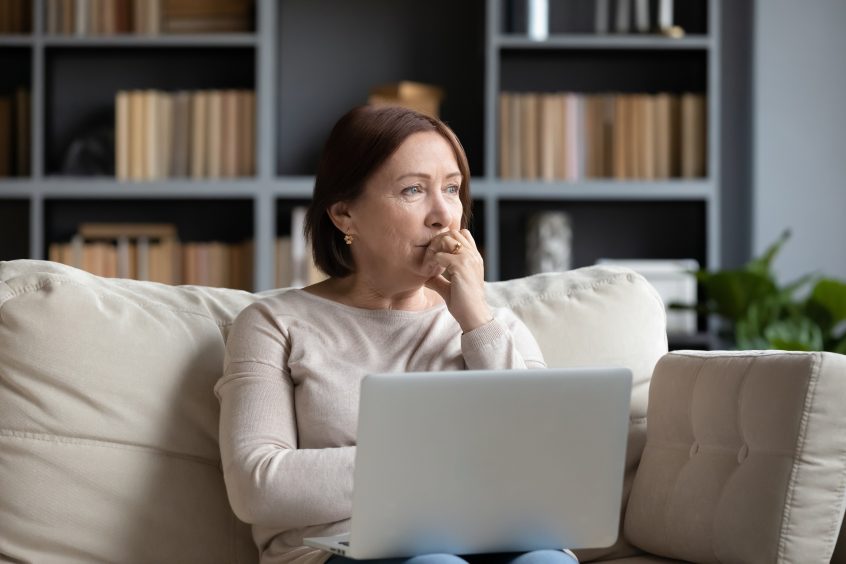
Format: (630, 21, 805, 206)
(625, 350, 846, 563)
(0, 260, 666, 563)
(487, 269, 668, 561)
(0, 260, 260, 563)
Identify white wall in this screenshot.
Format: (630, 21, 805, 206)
(753, 0, 846, 282)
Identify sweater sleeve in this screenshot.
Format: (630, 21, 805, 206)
(460, 308, 547, 370)
(214, 300, 355, 530)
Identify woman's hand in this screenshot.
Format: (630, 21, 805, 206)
(424, 229, 493, 333)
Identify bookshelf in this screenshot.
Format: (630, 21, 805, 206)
(0, 0, 722, 311)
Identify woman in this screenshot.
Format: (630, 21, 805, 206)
(215, 106, 577, 564)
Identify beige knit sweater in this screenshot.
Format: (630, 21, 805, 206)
(215, 289, 546, 564)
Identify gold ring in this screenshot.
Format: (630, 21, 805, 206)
(451, 242, 462, 255)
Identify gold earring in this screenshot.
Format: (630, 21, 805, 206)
(344, 233, 354, 245)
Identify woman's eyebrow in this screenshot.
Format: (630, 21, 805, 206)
(396, 172, 463, 181)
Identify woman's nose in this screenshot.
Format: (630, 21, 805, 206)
(425, 191, 452, 228)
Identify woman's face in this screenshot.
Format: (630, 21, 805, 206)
(341, 131, 464, 283)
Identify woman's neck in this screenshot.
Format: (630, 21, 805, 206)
(306, 274, 441, 312)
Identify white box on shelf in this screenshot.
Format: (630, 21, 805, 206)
(596, 258, 699, 335)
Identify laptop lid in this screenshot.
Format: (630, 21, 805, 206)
(345, 367, 632, 559)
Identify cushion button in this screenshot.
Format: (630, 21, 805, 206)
(738, 444, 749, 464)
(689, 442, 699, 458)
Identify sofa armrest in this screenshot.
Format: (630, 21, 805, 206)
(623, 350, 846, 564)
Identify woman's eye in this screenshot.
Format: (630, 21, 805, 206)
(445, 184, 460, 195)
(402, 185, 422, 195)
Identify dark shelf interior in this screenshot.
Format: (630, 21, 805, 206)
(44, 47, 255, 175)
(498, 199, 707, 280)
(275, 198, 314, 238)
(0, 48, 29, 95)
(500, 48, 707, 93)
(0, 199, 29, 261)
(276, 0, 486, 177)
(44, 198, 254, 252)
(503, 0, 708, 35)
(0, 48, 31, 178)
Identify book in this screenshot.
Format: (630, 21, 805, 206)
(681, 93, 706, 178)
(550, 93, 566, 180)
(237, 90, 254, 177)
(498, 92, 511, 179)
(507, 93, 521, 179)
(129, 90, 145, 180)
(612, 95, 627, 179)
(653, 93, 672, 179)
(115, 91, 130, 180)
(163, 0, 253, 33)
(207, 90, 223, 179)
(191, 90, 208, 179)
(538, 94, 556, 182)
(158, 92, 173, 181)
(144, 90, 159, 180)
(171, 91, 191, 178)
(520, 93, 538, 180)
(563, 93, 580, 181)
(222, 90, 238, 178)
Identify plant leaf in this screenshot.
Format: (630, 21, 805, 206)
(764, 318, 824, 351)
(702, 270, 777, 321)
(810, 278, 846, 324)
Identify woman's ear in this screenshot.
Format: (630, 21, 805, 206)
(328, 201, 353, 234)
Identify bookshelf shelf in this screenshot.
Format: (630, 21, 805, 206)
(0, 0, 724, 292)
(495, 35, 712, 50)
(0, 36, 34, 47)
(41, 35, 260, 48)
(481, 179, 715, 201)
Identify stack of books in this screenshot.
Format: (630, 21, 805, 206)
(48, 223, 254, 290)
(498, 91, 706, 181)
(45, 0, 253, 35)
(115, 89, 256, 181)
(0, 88, 30, 178)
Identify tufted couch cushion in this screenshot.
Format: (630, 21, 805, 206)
(0, 260, 667, 563)
(625, 350, 846, 563)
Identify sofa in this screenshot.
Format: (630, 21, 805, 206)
(1, 259, 845, 564)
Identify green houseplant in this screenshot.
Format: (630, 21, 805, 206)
(684, 230, 846, 352)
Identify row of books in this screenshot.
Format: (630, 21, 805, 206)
(45, 0, 253, 36)
(47, 223, 253, 290)
(0, 0, 31, 33)
(115, 89, 256, 181)
(0, 88, 31, 178)
(498, 92, 706, 181)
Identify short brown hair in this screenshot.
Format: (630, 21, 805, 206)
(305, 105, 473, 278)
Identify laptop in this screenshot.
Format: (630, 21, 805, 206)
(304, 367, 632, 560)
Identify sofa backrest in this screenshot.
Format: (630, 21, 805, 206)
(0, 260, 666, 563)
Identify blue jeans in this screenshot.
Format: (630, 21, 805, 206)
(326, 549, 578, 564)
